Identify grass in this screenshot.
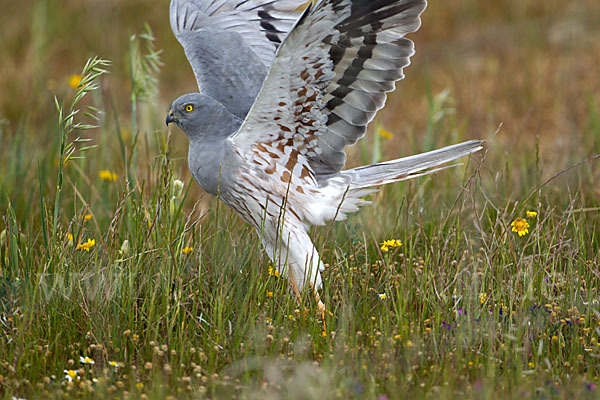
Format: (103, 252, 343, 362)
(1, 1, 600, 399)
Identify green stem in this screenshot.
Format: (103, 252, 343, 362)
(51, 104, 66, 243)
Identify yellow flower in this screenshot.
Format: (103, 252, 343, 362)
(266, 291, 273, 298)
(76, 238, 96, 252)
(511, 218, 529, 236)
(479, 293, 487, 304)
(378, 126, 394, 139)
(67, 233, 74, 246)
(380, 239, 402, 252)
(378, 293, 387, 300)
(405, 340, 414, 348)
(108, 361, 121, 368)
(68, 74, 82, 89)
(268, 266, 280, 277)
(182, 246, 193, 254)
(526, 211, 537, 218)
(99, 170, 118, 182)
(84, 214, 93, 221)
(528, 362, 535, 368)
(136, 382, 144, 389)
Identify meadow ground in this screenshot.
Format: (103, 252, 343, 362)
(1, 0, 600, 398)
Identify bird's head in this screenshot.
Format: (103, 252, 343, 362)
(166, 93, 207, 135)
(166, 93, 243, 141)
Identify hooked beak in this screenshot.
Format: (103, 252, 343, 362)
(166, 109, 177, 126)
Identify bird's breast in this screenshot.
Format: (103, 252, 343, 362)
(188, 139, 238, 196)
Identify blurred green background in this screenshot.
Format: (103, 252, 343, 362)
(2, 0, 599, 169)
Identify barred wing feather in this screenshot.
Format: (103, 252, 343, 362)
(231, 0, 428, 176)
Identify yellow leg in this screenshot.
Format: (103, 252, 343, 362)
(311, 285, 327, 333)
(288, 274, 328, 332)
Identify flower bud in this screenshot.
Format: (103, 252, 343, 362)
(172, 179, 184, 199)
(119, 240, 130, 256)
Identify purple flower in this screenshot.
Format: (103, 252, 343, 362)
(586, 383, 596, 391)
(353, 383, 365, 394)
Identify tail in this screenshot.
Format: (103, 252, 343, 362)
(307, 140, 483, 225)
(343, 140, 484, 188)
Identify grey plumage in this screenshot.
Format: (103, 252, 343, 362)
(170, 0, 306, 118)
(167, 0, 483, 296)
(167, 93, 242, 195)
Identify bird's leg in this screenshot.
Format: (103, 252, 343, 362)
(287, 270, 309, 320)
(311, 285, 327, 333)
(287, 271, 326, 330)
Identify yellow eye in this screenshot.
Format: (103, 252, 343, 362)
(185, 104, 194, 112)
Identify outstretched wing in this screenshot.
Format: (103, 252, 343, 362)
(231, 0, 427, 176)
(170, 0, 308, 118)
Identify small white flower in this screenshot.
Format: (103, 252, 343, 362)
(379, 293, 387, 300)
(108, 360, 121, 368)
(80, 356, 95, 365)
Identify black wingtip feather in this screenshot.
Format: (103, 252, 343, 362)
(296, 2, 313, 27)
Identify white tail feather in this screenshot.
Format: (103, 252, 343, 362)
(305, 140, 483, 225)
(345, 140, 483, 188)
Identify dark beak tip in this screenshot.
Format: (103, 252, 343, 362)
(166, 112, 176, 126)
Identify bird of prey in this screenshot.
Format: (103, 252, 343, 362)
(167, 0, 483, 318)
